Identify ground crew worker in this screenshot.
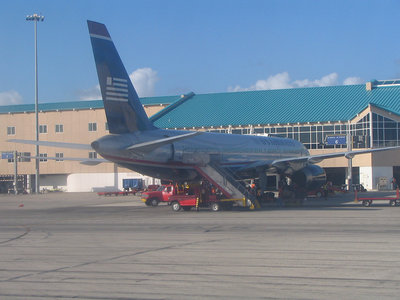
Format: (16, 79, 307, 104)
(392, 177, 397, 190)
(323, 183, 328, 200)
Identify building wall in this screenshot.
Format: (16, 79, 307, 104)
(66, 172, 159, 192)
(0, 104, 165, 192)
(359, 166, 393, 190)
(2, 101, 400, 191)
(1, 104, 165, 176)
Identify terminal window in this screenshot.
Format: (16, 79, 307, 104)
(7, 126, 15, 135)
(88, 122, 97, 132)
(19, 152, 31, 162)
(55, 153, 64, 162)
(39, 125, 47, 134)
(55, 124, 64, 133)
(39, 153, 48, 162)
(372, 113, 399, 147)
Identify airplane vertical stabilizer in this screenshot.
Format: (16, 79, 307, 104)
(87, 20, 156, 134)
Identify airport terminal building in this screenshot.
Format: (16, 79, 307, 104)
(1, 80, 400, 192)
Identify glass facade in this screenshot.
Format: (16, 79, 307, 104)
(205, 111, 400, 150)
(372, 113, 399, 147)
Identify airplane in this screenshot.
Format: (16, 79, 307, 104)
(10, 21, 400, 205)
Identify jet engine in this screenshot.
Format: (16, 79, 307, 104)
(291, 165, 326, 190)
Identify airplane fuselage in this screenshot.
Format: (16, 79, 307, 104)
(91, 129, 309, 181)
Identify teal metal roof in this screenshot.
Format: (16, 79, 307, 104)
(3, 84, 400, 128)
(140, 95, 180, 105)
(152, 84, 400, 128)
(0, 95, 177, 114)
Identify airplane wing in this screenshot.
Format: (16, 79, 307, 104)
(273, 146, 400, 165)
(238, 146, 400, 172)
(8, 139, 92, 150)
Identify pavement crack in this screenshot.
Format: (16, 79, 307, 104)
(0, 226, 30, 246)
(2, 238, 223, 282)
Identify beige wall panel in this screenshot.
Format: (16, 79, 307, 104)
(1, 108, 135, 175)
(145, 105, 167, 117)
(2, 104, 400, 178)
(372, 149, 400, 166)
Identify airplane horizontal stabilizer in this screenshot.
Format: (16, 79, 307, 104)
(18, 154, 108, 165)
(126, 131, 202, 152)
(8, 139, 93, 150)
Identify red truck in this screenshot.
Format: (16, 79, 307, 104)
(141, 184, 177, 206)
(141, 183, 242, 210)
(169, 194, 238, 212)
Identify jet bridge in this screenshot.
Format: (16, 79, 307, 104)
(195, 163, 261, 209)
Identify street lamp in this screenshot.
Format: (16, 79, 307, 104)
(26, 14, 44, 194)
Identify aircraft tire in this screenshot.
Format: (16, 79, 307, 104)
(149, 198, 159, 206)
(210, 202, 220, 212)
(362, 200, 372, 207)
(171, 201, 181, 211)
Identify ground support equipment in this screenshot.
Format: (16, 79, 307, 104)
(354, 188, 400, 207)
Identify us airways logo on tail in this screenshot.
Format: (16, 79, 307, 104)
(106, 77, 128, 102)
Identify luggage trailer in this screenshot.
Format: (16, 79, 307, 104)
(355, 188, 400, 207)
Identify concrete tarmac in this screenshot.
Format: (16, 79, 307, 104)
(1, 191, 400, 299)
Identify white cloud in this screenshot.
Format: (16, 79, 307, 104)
(228, 72, 292, 92)
(129, 67, 159, 97)
(0, 90, 23, 105)
(78, 84, 101, 101)
(253, 72, 293, 90)
(78, 67, 159, 100)
(293, 73, 338, 88)
(343, 76, 363, 85)
(228, 72, 362, 92)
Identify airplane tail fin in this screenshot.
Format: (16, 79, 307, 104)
(87, 20, 156, 134)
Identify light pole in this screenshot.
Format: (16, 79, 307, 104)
(26, 14, 44, 194)
(347, 120, 353, 191)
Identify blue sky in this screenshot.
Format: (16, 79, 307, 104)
(1, 0, 400, 105)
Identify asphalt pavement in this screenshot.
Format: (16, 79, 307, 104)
(0, 191, 400, 299)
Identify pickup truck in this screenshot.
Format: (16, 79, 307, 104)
(141, 184, 177, 206)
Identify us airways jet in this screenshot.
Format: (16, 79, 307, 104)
(10, 21, 400, 202)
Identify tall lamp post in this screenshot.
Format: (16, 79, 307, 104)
(347, 120, 353, 191)
(26, 14, 44, 194)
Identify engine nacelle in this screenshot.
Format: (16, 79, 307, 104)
(291, 165, 326, 190)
